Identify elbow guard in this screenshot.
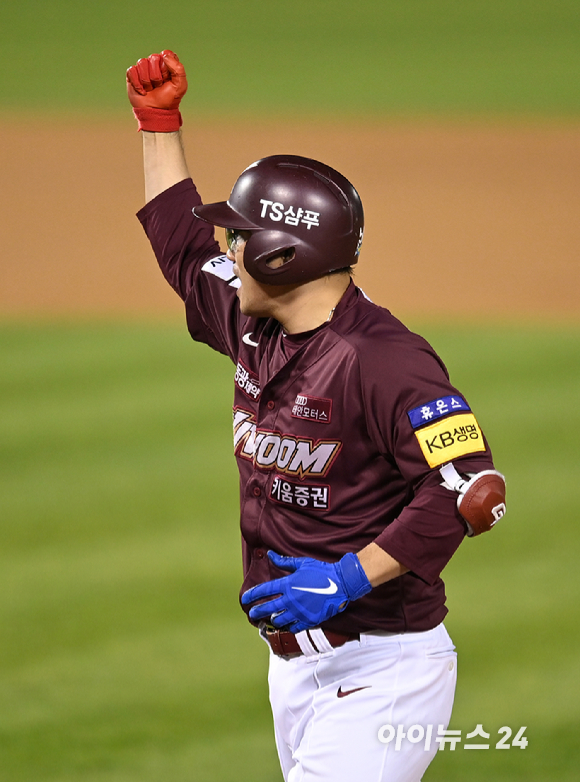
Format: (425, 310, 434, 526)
(440, 463, 506, 537)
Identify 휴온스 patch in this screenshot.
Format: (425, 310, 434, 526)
(408, 396, 470, 429)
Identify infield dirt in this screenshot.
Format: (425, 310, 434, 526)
(1, 118, 578, 321)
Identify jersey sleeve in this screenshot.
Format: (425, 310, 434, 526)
(137, 178, 242, 361)
(359, 329, 497, 584)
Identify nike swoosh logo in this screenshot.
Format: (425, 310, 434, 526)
(292, 578, 338, 595)
(337, 686, 371, 698)
(242, 332, 260, 347)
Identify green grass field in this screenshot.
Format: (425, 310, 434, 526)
(2, 0, 580, 116)
(1, 320, 579, 781)
(2, 0, 579, 778)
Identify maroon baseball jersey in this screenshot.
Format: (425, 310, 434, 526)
(138, 178, 497, 634)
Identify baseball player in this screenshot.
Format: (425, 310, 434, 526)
(127, 51, 506, 782)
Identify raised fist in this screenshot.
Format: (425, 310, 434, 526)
(126, 50, 188, 132)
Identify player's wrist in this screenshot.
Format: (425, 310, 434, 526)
(133, 106, 183, 133)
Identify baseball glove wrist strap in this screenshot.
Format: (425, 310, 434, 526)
(133, 107, 183, 133)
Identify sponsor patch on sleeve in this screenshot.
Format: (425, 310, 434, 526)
(414, 413, 485, 468)
(201, 255, 241, 288)
(408, 395, 470, 429)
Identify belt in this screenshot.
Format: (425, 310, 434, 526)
(264, 626, 359, 658)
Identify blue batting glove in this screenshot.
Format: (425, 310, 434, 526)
(241, 551, 372, 633)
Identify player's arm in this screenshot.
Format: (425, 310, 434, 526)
(356, 461, 506, 586)
(127, 51, 190, 202)
(241, 546, 407, 634)
(356, 542, 408, 587)
(141, 131, 190, 203)
(241, 474, 499, 633)
(130, 52, 243, 360)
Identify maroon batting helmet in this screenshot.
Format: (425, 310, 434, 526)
(192, 155, 364, 285)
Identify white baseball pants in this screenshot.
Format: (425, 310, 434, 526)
(267, 623, 457, 782)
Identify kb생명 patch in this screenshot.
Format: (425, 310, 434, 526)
(414, 412, 485, 468)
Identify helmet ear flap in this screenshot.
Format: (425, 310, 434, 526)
(243, 230, 301, 284)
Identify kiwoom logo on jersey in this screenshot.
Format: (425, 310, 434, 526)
(233, 409, 341, 478)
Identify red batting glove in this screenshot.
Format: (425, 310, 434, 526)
(126, 50, 188, 132)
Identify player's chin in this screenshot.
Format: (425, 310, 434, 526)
(238, 297, 252, 317)
(238, 296, 263, 318)
(239, 302, 258, 318)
